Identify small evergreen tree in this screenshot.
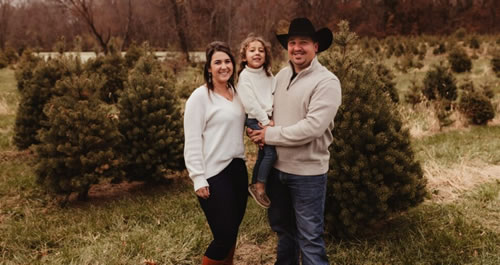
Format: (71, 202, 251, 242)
(118, 55, 184, 182)
(14, 49, 41, 93)
(375, 64, 399, 103)
(13, 56, 78, 149)
(319, 21, 427, 237)
(404, 77, 423, 106)
(35, 75, 123, 200)
(0, 50, 7, 69)
(448, 47, 472, 73)
(458, 81, 495, 125)
(124, 42, 145, 69)
(422, 64, 458, 101)
(84, 43, 127, 103)
(491, 49, 500, 77)
(433, 43, 446, 55)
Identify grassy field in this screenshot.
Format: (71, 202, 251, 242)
(1, 41, 500, 265)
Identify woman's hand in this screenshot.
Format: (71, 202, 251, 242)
(195, 186, 210, 199)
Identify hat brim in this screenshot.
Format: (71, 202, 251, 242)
(276, 27, 333, 53)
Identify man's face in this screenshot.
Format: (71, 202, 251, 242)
(287, 36, 318, 72)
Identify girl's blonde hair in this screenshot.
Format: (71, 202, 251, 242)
(238, 34, 272, 77)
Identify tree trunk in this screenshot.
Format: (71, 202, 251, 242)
(169, 0, 190, 62)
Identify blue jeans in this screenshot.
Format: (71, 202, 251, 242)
(267, 168, 329, 265)
(246, 118, 277, 184)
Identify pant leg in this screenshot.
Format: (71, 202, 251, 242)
(198, 159, 248, 260)
(246, 118, 277, 184)
(266, 169, 300, 265)
(287, 173, 329, 265)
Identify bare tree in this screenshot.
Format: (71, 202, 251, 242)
(150, 0, 191, 61)
(52, 0, 111, 53)
(0, 0, 13, 49)
(52, 0, 134, 53)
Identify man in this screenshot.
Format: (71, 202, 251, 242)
(248, 17, 341, 265)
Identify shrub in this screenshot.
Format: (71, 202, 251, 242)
(84, 45, 127, 103)
(422, 64, 457, 101)
(404, 78, 423, 106)
(454, 27, 467, 40)
(319, 21, 427, 237)
(375, 64, 399, 103)
(491, 50, 500, 77)
(13, 57, 77, 149)
(468, 36, 480, 49)
(118, 55, 184, 182)
(0, 50, 7, 69)
(433, 43, 446, 55)
(433, 99, 455, 129)
(35, 77, 123, 200)
(448, 47, 472, 73)
(124, 42, 145, 69)
(458, 82, 495, 126)
(14, 49, 42, 92)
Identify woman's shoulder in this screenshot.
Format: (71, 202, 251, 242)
(186, 85, 209, 104)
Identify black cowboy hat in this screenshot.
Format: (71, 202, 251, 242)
(276, 18, 333, 53)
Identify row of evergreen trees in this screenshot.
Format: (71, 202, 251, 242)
(14, 44, 184, 200)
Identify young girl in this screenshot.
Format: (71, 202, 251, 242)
(236, 34, 276, 209)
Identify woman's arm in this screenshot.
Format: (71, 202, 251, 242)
(184, 90, 209, 192)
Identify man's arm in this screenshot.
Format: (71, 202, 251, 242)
(264, 78, 341, 146)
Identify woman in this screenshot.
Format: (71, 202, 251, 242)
(183, 41, 248, 265)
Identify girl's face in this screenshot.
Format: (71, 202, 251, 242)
(244, 40, 266, 69)
(209, 51, 233, 85)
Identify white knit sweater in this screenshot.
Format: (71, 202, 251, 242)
(236, 66, 275, 126)
(183, 85, 246, 191)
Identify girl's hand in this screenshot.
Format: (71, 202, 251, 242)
(195, 186, 210, 199)
(258, 120, 274, 128)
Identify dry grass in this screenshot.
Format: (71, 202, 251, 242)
(424, 160, 500, 203)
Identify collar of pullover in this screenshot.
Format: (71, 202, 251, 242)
(288, 56, 318, 76)
(244, 65, 265, 74)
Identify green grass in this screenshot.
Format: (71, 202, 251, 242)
(0, 68, 18, 151)
(1, 156, 498, 264)
(413, 125, 500, 165)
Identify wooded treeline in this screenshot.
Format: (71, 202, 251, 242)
(0, 0, 498, 53)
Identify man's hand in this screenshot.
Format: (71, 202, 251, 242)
(195, 186, 210, 199)
(248, 126, 267, 145)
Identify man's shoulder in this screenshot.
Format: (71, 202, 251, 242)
(275, 65, 292, 79)
(314, 61, 339, 82)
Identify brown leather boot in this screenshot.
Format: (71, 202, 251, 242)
(202, 255, 225, 265)
(223, 246, 235, 265)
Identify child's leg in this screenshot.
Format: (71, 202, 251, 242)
(256, 144, 277, 185)
(246, 118, 264, 185)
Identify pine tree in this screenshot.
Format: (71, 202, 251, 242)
(422, 64, 458, 101)
(35, 74, 123, 200)
(448, 46, 472, 73)
(117, 55, 184, 183)
(84, 43, 127, 104)
(14, 49, 41, 93)
(13, 56, 78, 149)
(319, 21, 427, 237)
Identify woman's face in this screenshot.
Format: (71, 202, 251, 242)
(209, 51, 233, 85)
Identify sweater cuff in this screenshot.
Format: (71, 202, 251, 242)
(260, 117, 270, 126)
(265, 126, 281, 145)
(192, 176, 209, 192)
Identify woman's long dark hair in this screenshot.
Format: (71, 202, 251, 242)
(204, 41, 237, 91)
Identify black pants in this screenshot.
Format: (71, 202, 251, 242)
(198, 158, 248, 260)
